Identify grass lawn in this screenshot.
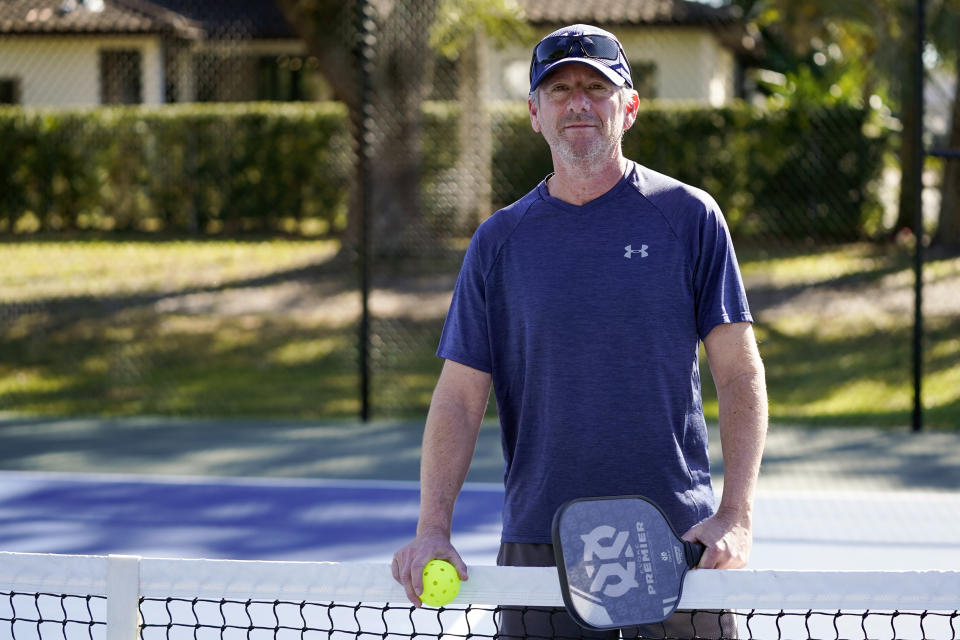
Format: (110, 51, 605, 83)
(0, 237, 366, 418)
(1, 237, 958, 428)
(705, 244, 960, 429)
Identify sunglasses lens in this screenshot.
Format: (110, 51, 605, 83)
(579, 36, 619, 60)
(535, 37, 571, 63)
(534, 35, 620, 64)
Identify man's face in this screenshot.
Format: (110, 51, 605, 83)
(528, 64, 637, 166)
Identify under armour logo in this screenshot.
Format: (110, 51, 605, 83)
(624, 244, 648, 259)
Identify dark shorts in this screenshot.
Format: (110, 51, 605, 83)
(496, 542, 737, 640)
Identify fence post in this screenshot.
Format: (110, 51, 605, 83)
(356, 0, 375, 422)
(912, 0, 926, 433)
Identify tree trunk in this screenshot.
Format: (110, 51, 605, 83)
(934, 50, 960, 249)
(274, 0, 439, 258)
(455, 29, 492, 233)
(365, 0, 439, 258)
(894, 20, 922, 236)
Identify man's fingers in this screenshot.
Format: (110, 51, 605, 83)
(696, 540, 747, 569)
(392, 537, 468, 606)
(391, 555, 401, 583)
(681, 527, 705, 566)
(713, 551, 747, 570)
(409, 562, 425, 606)
(402, 578, 421, 607)
(436, 552, 469, 582)
(393, 552, 424, 607)
(697, 546, 719, 569)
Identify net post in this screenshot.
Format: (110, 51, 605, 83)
(106, 555, 141, 640)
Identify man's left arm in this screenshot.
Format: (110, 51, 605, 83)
(683, 321, 768, 569)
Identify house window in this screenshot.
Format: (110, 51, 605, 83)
(194, 54, 224, 102)
(100, 49, 142, 104)
(257, 55, 306, 101)
(0, 78, 21, 104)
(630, 61, 657, 100)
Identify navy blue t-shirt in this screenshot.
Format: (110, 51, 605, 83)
(437, 161, 752, 543)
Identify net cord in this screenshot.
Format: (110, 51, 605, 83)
(1, 550, 959, 639)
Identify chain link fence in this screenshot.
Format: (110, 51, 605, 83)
(0, 0, 957, 427)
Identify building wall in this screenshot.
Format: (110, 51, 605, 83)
(0, 36, 308, 106)
(620, 28, 733, 105)
(184, 39, 305, 102)
(0, 35, 164, 106)
(486, 26, 735, 105)
(1, 28, 735, 107)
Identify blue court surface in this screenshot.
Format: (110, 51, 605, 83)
(0, 471, 503, 564)
(1, 469, 959, 570)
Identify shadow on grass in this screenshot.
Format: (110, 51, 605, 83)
(704, 317, 959, 429)
(742, 246, 912, 313)
(2, 314, 360, 417)
(2, 240, 958, 427)
(0, 250, 451, 418)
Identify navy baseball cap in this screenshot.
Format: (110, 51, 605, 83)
(529, 24, 633, 93)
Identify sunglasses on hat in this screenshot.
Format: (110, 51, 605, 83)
(529, 32, 633, 91)
(533, 34, 624, 65)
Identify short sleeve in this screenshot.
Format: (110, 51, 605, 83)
(436, 231, 493, 373)
(693, 201, 753, 340)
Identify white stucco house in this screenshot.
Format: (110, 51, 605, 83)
(494, 0, 746, 105)
(0, 0, 306, 106)
(0, 0, 747, 108)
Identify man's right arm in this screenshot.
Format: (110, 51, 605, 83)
(391, 359, 492, 606)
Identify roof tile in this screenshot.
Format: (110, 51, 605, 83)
(0, 0, 168, 34)
(519, 0, 741, 26)
(0, 0, 293, 38)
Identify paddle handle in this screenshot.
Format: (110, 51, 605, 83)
(684, 541, 706, 568)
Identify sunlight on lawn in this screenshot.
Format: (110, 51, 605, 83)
(1, 239, 958, 427)
(0, 238, 339, 301)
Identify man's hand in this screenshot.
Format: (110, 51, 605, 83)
(391, 533, 469, 607)
(393, 361, 488, 606)
(681, 511, 752, 569)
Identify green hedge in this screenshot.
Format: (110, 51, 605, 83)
(0, 103, 352, 235)
(0, 101, 887, 241)
(492, 101, 888, 242)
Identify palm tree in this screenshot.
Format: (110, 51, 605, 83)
(731, 0, 948, 240)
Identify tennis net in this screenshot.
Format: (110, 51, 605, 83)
(1, 551, 958, 640)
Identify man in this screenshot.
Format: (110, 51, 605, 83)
(393, 24, 767, 638)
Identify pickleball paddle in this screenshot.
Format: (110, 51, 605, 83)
(552, 495, 704, 629)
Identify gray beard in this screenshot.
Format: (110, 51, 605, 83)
(553, 133, 621, 175)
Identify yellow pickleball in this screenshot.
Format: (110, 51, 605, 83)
(419, 559, 461, 607)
